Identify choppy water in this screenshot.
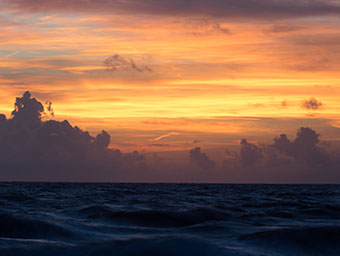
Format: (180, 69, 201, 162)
(0, 183, 340, 256)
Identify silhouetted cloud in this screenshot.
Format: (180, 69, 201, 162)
(189, 147, 215, 169)
(273, 127, 329, 166)
(0, 114, 6, 122)
(1, 92, 340, 183)
(219, 126, 340, 182)
(240, 139, 263, 166)
(302, 98, 323, 110)
(104, 54, 152, 73)
(4, 0, 340, 20)
(0, 91, 147, 181)
(11, 91, 44, 123)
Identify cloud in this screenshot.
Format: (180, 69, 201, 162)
(219, 126, 340, 182)
(183, 19, 231, 36)
(150, 132, 180, 141)
(281, 100, 288, 108)
(0, 91, 147, 181)
(265, 24, 305, 34)
(1, 92, 340, 183)
(189, 147, 215, 169)
(4, 0, 340, 20)
(4, 51, 19, 58)
(239, 139, 263, 166)
(273, 127, 329, 166)
(302, 98, 323, 110)
(151, 144, 171, 147)
(11, 91, 44, 122)
(103, 54, 152, 73)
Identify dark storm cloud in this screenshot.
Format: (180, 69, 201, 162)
(4, 0, 340, 20)
(0, 91, 147, 181)
(302, 98, 323, 110)
(104, 54, 152, 73)
(189, 147, 215, 169)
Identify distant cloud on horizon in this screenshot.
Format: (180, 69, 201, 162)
(1, 92, 340, 183)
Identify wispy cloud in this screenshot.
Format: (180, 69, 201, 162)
(104, 54, 152, 73)
(4, 51, 19, 58)
(150, 132, 180, 141)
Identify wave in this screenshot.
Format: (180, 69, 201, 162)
(0, 193, 35, 202)
(80, 205, 229, 228)
(0, 213, 74, 240)
(241, 226, 340, 255)
(1, 183, 340, 256)
(0, 235, 240, 256)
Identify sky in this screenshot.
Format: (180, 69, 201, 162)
(1, 0, 340, 182)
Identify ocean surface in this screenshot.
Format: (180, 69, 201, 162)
(0, 183, 339, 256)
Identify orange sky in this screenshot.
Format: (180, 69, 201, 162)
(1, 0, 340, 152)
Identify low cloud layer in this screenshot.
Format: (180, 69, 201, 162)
(0, 92, 147, 181)
(0, 92, 340, 183)
(190, 147, 215, 169)
(4, 0, 340, 20)
(218, 127, 340, 183)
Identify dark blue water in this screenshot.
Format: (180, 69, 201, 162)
(0, 183, 340, 256)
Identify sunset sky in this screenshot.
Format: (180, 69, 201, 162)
(1, 0, 340, 154)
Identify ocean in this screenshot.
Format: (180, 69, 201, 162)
(0, 183, 339, 256)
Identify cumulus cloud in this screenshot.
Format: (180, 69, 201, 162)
(0, 91, 146, 181)
(220, 126, 340, 182)
(3, 0, 340, 20)
(189, 147, 215, 169)
(273, 127, 329, 165)
(11, 91, 44, 122)
(104, 54, 152, 73)
(1, 92, 340, 183)
(302, 97, 323, 110)
(239, 139, 263, 166)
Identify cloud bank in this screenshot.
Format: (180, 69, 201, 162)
(0, 92, 147, 181)
(0, 92, 339, 183)
(4, 0, 340, 20)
